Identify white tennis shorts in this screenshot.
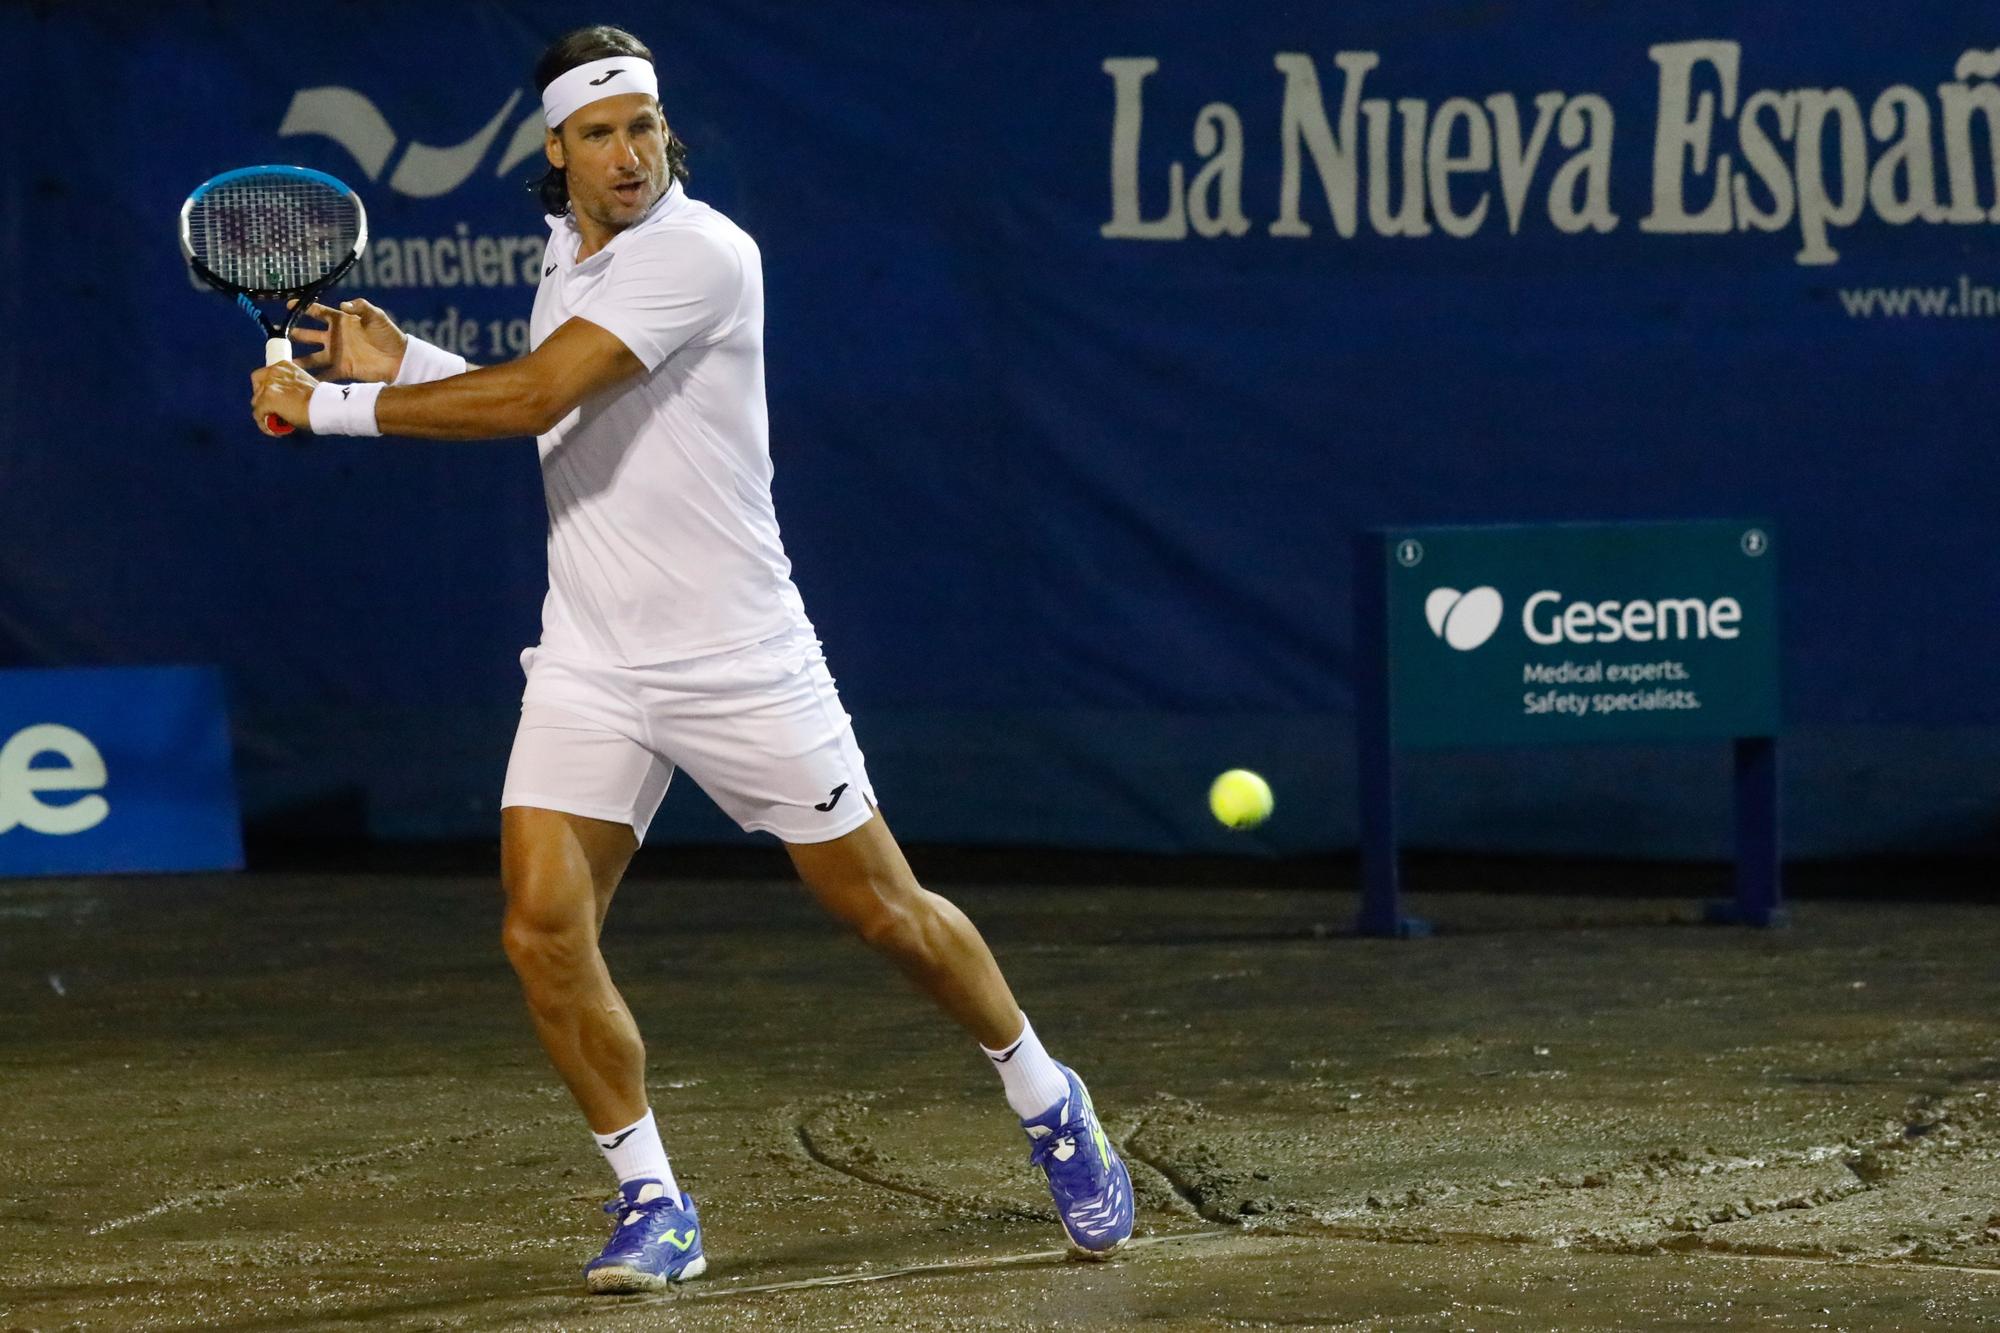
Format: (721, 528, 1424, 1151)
(500, 625, 878, 844)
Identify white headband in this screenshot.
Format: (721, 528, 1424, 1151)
(541, 57, 660, 129)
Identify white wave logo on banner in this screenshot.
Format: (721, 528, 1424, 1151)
(260, 85, 558, 353)
(277, 87, 548, 197)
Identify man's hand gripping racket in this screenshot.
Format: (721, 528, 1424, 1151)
(178, 165, 369, 435)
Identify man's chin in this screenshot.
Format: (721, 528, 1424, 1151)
(580, 185, 660, 230)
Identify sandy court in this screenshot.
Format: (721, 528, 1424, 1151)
(2, 865, 1996, 1329)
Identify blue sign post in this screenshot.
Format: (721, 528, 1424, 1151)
(1354, 522, 1783, 936)
(0, 667, 244, 877)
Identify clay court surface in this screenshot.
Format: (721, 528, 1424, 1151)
(3, 860, 1997, 1330)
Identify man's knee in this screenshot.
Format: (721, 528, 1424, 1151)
(501, 870, 597, 985)
(848, 884, 950, 961)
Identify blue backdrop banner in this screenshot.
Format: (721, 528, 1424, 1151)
(0, 668, 244, 876)
(1, 4, 1995, 857)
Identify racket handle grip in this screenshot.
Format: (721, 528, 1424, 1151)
(264, 337, 296, 435)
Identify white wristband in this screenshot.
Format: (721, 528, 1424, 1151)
(308, 381, 385, 437)
(392, 336, 469, 386)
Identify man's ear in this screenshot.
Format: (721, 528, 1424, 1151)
(545, 128, 565, 171)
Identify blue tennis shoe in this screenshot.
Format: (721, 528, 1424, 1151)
(1023, 1064, 1134, 1258)
(584, 1179, 707, 1293)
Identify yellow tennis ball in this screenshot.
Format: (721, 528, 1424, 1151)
(1209, 769, 1273, 829)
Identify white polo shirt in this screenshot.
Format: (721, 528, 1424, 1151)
(528, 180, 808, 665)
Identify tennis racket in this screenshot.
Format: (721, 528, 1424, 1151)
(179, 165, 369, 435)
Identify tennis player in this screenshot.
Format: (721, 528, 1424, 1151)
(250, 24, 1133, 1294)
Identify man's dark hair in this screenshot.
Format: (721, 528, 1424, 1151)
(532, 25, 690, 216)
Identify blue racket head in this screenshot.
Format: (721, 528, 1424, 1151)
(179, 165, 369, 300)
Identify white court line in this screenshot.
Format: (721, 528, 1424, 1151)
(88, 1137, 460, 1235)
(690, 1232, 2000, 1301)
(693, 1230, 1246, 1299)
(1683, 1249, 2000, 1279)
(86, 1116, 568, 1236)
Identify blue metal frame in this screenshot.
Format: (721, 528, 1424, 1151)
(1354, 532, 1431, 938)
(1703, 736, 1787, 926)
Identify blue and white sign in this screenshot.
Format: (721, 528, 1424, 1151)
(0, 668, 244, 877)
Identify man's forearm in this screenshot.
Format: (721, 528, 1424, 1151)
(374, 360, 562, 440)
(287, 317, 643, 441)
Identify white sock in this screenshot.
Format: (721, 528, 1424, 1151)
(982, 1015, 1072, 1120)
(594, 1109, 680, 1198)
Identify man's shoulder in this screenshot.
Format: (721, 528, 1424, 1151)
(614, 203, 754, 281)
(644, 197, 752, 251)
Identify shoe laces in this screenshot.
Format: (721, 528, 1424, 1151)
(603, 1184, 673, 1225)
(1029, 1116, 1104, 1193)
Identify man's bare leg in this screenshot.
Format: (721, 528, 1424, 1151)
(502, 805, 708, 1288)
(784, 808, 1023, 1049)
(499, 805, 645, 1133)
(785, 807, 1136, 1256)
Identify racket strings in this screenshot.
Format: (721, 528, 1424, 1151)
(187, 174, 360, 294)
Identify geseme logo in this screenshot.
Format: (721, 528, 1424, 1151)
(1425, 586, 1504, 650)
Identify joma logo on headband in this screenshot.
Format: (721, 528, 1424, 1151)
(589, 69, 623, 85)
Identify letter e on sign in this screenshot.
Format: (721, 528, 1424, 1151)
(0, 724, 111, 836)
